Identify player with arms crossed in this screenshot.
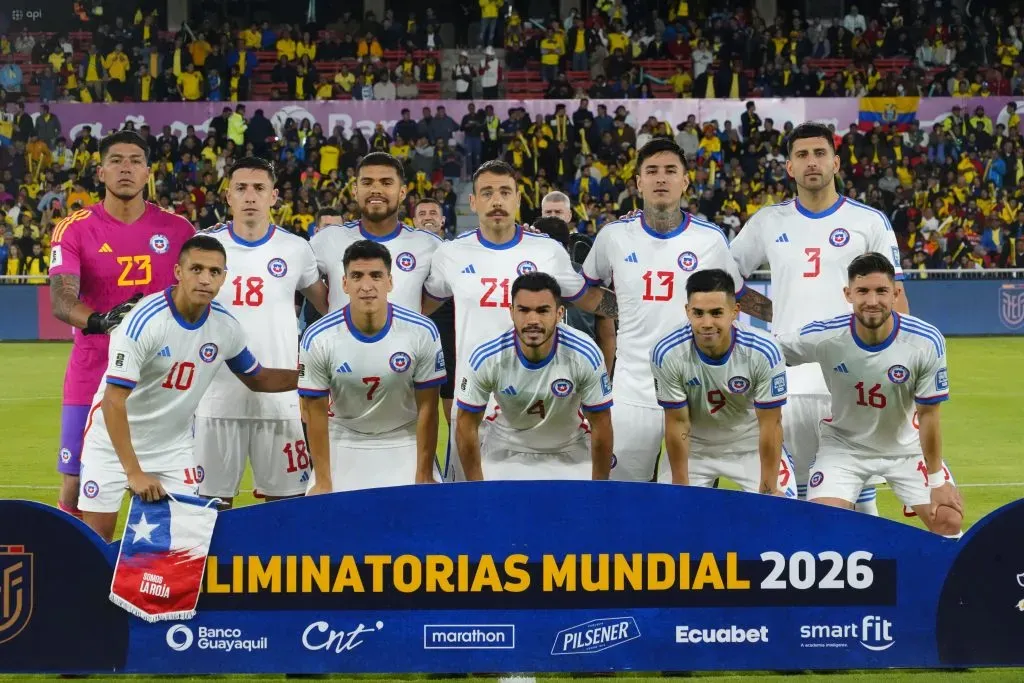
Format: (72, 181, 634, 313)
(424, 160, 616, 481)
(310, 153, 442, 311)
(730, 122, 908, 514)
(650, 269, 795, 497)
(582, 138, 768, 482)
(299, 241, 445, 492)
(78, 236, 300, 541)
(194, 157, 329, 507)
(49, 130, 196, 518)
(456, 272, 613, 481)
(775, 253, 962, 537)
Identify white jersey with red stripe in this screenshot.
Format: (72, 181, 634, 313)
(730, 196, 905, 395)
(581, 211, 746, 409)
(775, 312, 948, 457)
(457, 324, 612, 453)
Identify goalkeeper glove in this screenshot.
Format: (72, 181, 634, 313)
(84, 293, 144, 335)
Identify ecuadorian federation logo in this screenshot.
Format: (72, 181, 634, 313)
(998, 283, 1024, 330)
(396, 252, 417, 272)
(199, 343, 219, 363)
(0, 545, 33, 645)
(267, 257, 288, 278)
(149, 234, 170, 254)
(551, 379, 574, 397)
(390, 351, 411, 373)
(887, 364, 910, 384)
(517, 260, 537, 276)
(828, 228, 851, 247)
(728, 376, 751, 394)
(677, 251, 699, 271)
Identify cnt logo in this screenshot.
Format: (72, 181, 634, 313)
(165, 624, 269, 652)
(799, 615, 894, 651)
(302, 620, 384, 654)
(551, 617, 640, 655)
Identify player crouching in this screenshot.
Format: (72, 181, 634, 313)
(456, 272, 614, 481)
(650, 269, 796, 497)
(776, 253, 963, 537)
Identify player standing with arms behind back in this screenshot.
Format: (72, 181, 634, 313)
(730, 122, 908, 514)
(456, 272, 613, 481)
(49, 130, 196, 518)
(194, 157, 328, 507)
(581, 138, 770, 483)
(775, 254, 962, 537)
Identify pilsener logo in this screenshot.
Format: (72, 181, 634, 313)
(423, 624, 515, 650)
(551, 617, 640, 655)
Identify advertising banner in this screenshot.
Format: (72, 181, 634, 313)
(1, 483, 1023, 674)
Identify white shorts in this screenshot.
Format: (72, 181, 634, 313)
(480, 432, 592, 480)
(445, 399, 497, 483)
(307, 440, 418, 492)
(609, 403, 664, 482)
(690, 448, 798, 499)
(781, 394, 831, 488)
(807, 449, 957, 509)
(78, 447, 199, 514)
(194, 416, 309, 498)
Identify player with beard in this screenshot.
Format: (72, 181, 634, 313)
(310, 152, 441, 312)
(48, 130, 195, 518)
(424, 160, 616, 482)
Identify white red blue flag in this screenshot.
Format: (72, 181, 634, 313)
(109, 493, 219, 622)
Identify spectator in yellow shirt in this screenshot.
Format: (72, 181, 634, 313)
(479, 0, 501, 46)
(669, 65, 693, 96)
(334, 64, 356, 93)
(102, 44, 130, 100)
(357, 34, 383, 58)
(177, 63, 204, 101)
(23, 243, 49, 284)
(241, 24, 262, 49)
(296, 32, 317, 61)
(277, 32, 297, 61)
(539, 29, 563, 82)
(190, 33, 212, 67)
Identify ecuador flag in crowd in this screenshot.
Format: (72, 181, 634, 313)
(858, 97, 920, 131)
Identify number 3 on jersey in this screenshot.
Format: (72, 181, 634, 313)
(803, 248, 821, 278)
(642, 271, 674, 301)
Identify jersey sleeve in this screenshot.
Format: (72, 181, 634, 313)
(650, 348, 689, 409)
(309, 230, 332, 275)
(751, 340, 788, 410)
(455, 354, 494, 413)
(104, 309, 159, 389)
(913, 341, 949, 405)
(866, 214, 905, 281)
(577, 358, 613, 412)
(548, 242, 588, 301)
(413, 325, 447, 389)
(223, 318, 262, 376)
(728, 210, 766, 277)
(424, 242, 452, 300)
(296, 240, 321, 290)
(581, 226, 613, 287)
(47, 213, 83, 276)
(297, 334, 331, 398)
(774, 330, 820, 366)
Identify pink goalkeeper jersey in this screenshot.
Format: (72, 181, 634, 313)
(49, 202, 196, 405)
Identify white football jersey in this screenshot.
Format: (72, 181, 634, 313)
(86, 290, 260, 469)
(582, 212, 746, 408)
(297, 303, 446, 447)
(195, 225, 319, 420)
(776, 312, 948, 457)
(457, 324, 612, 453)
(730, 196, 905, 394)
(425, 226, 586, 373)
(310, 220, 442, 311)
(650, 322, 788, 455)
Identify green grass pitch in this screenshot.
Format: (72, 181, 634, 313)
(1, 340, 1022, 681)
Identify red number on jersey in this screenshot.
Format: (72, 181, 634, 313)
(803, 247, 821, 278)
(707, 389, 727, 414)
(362, 376, 382, 400)
(160, 362, 195, 390)
(232, 276, 265, 307)
(642, 270, 675, 301)
(854, 382, 887, 409)
(527, 399, 546, 420)
(182, 466, 202, 485)
(912, 410, 919, 430)
(778, 457, 791, 488)
(480, 277, 511, 308)
(284, 441, 311, 473)
(916, 459, 951, 485)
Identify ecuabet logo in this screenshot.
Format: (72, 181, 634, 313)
(999, 283, 1024, 330)
(267, 258, 288, 278)
(396, 252, 417, 272)
(809, 472, 824, 488)
(551, 617, 641, 655)
(677, 251, 699, 271)
(828, 228, 850, 247)
(0, 545, 33, 645)
(728, 376, 751, 394)
(517, 260, 537, 275)
(166, 624, 194, 651)
(887, 364, 910, 384)
(199, 343, 219, 363)
(59, 447, 72, 464)
(82, 480, 100, 498)
(551, 378, 574, 397)
(390, 351, 411, 373)
(149, 234, 170, 254)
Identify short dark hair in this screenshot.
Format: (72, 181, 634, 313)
(532, 216, 570, 248)
(472, 159, 517, 191)
(636, 137, 687, 171)
(178, 234, 227, 264)
(511, 271, 562, 304)
(847, 252, 895, 282)
(99, 131, 150, 161)
(228, 156, 277, 183)
(357, 151, 405, 183)
(787, 122, 836, 155)
(414, 198, 443, 212)
(685, 268, 736, 301)
(315, 207, 344, 225)
(343, 239, 392, 273)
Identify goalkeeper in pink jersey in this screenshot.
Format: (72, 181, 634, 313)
(48, 131, 195, 518)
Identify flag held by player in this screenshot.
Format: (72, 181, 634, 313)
(109, 493, 220, 622)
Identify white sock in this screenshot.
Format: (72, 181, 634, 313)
(855, 487, 879, 516)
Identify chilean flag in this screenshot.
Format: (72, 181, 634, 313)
(109, 494, 220, 622)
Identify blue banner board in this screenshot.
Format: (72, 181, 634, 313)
(1, 482, 1022, 674)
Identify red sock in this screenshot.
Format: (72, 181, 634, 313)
(57, 500, 83, 520)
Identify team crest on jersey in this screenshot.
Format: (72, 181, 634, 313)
(677, 251, 699, 271)
(199, 343, 219, 363)
(59, 448, 72, 464)
(809, 472, 824, 488)
(149, 234, 170, 254)
(828, 228, 851, 247)
(728, 376, 751, 394)
(390, 351, 412, 373)
(396, 252, 417, 272)
(82, 480, 100, 498)
(887, 364, 910, 384)
(517, 260, 538, 275)
(195, 466, 205, 483)
(267, 257, 288, 278)
(551, 378, 574, 397)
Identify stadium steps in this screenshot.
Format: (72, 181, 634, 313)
(453, 179, 479, 235)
